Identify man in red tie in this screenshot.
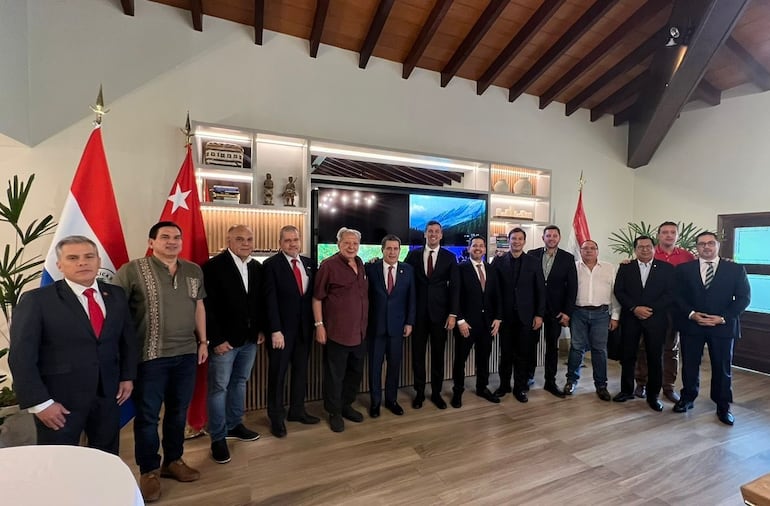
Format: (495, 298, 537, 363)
(10, 235, 137, 455)
(262, 225, 320, 438)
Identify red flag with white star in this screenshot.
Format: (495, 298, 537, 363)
(151, 144, 210, 433)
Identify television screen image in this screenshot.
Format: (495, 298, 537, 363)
(408, 194, 487, 246)
(734, 226, 770, 265)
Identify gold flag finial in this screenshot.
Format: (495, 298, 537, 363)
(89, 84, 110, 126)
(180, 111, 193, 147)
(578, 171, 586, 191)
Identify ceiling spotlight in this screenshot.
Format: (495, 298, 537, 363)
(666, 26, 680, 47)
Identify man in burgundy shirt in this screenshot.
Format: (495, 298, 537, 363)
(313, 227, 369, 433)
(634, 221, 695, 402)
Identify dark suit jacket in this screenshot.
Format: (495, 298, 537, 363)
(202, 250, 264, 348)
(527, 247, 578, 318)
(614, 259, 675, 331)
(492, 252, 546, 325)
(262, 252, 314, 344)
(9, 280, 137, 410)
(456, 261, 503, 334)
(404, 247, 460, 325)
(365, 260, 416, 338)
(675, 258, 751, 339)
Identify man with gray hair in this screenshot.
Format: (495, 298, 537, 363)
(10, 235, 137, 454)
(313, 227, 369, 432)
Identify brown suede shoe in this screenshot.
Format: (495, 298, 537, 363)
(160, 459, 201, 482)
(139, 470, 161, 503)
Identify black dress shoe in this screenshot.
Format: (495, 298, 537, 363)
(647, 399, 664, 411)
(341, 406, 364, 422)
(476, 388, 501, 404)
(369, 403, 381, 418)
(329, 414, 344, 433)
(596, 387, 611, 402)
(412, 394, 425, 409)
(270, 421, 287, 438)
(493, 387, 511, 398)
(717, 409, 735, 426)
(450, 392, 462, 409)
(430, 394, 447, 409)
(612, 392, 635, 403)
(672, 400, 694, 413)
(544, 382, 565, 399)
(287, 412, 321, 425)
(513, 391, 528, 403)
(384, 401, 404, 416)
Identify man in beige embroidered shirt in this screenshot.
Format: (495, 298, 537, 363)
(114, 221, 208, 503)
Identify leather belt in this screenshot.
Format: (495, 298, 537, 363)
(577, 305, 609, 311)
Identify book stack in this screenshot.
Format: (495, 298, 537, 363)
(210, 185, 240, 204)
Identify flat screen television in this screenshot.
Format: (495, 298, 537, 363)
(313, 185, 487, 264)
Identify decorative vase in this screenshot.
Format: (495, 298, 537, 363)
(493, 179, 509, 193)
(513, 177, 532, 195)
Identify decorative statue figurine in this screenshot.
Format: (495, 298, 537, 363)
(282, 176, 297, 207)
(263, 173, 274, 205)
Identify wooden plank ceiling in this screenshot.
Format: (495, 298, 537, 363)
(124, 0, 770, 168)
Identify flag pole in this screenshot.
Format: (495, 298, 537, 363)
(180, 111, 193, 147)
(89, 84, 110, 126)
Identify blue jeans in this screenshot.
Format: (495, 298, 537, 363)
(566, 308, 609, 388)
(207, 342, 257, 441)
(133, 354, 197, 474)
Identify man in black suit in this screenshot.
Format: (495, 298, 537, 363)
(263, 225, 320, 438)
(203, 225, 264, 464)
(673, 232, 750, 425)
(9, 235, 137, 455)
(365, 234, 415, 418)
(404, 220, 460, 409)
(492, 227, 546, 403)
(450, 236, 502, 408)
(612, 236, 675, 411)
(526, 225, 577, 397)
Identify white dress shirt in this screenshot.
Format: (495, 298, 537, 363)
(282, 251, 309, 293)
(638, 260, 651, 288)
(575, 260, 620, 319)
(423, 247, 439, 276)
(699, 257, 720, 285)
(383, 261, 398, 290)
(228, 249, 251, 292)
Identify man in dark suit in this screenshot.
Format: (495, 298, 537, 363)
(673, 231, 750, 425)
(612, 236, 675, 411)
(263, 225, 320, 437)
(9, 235, 137, 455)
(365, 234, 415, 418)
(451, 236, 502, 408)
(492, 227, 546, 403)
(203, 225, 264, 464)
(404, 220, 460, 409)
(526, 225, 577, 397)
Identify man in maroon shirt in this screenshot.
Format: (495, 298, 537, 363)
(634, 221, 695, 402)
(313, 227, 369, 433)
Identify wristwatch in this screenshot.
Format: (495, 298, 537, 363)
(314, 321, 324, 327)
(198, 340, 209, 345)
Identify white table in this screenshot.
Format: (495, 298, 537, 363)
(0, 445, 144, 506)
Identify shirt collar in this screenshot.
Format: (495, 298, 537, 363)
(64, 277, 99, 296)
(228, 248, 251, 266)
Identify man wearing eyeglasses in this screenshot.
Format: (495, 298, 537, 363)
(672, 232, 750, 425)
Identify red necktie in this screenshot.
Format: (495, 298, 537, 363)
(291, 258, 304, 295)
(387, 265, 394, 295)
(427, 250, 434, 277)
(84, 288, 104, 338)
(476, 263, 486, 292)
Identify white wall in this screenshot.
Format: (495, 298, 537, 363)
(0, 0, 29, 145)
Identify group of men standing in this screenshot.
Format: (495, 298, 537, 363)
(8, 215, 750, 502)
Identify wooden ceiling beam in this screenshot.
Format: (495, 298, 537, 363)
(120, 0, 134, 16)
(253, 0, 264, 45)
(628, 0, 750, 168)
(476, 0, 566, 96)
(692, 79, 721, 106)
(506, 0, 615, 102)
(613, 103, 636, 126)
(441, 0, 507, 88)
(565, 31, 664, 116)
(310, 0, 330, 57)
(539, 0, 670, 110)
(191, 0, 203, 32)
(590, 72, 648, 122)
(359, 0, 396, 69)
(402, 0, 453, 79)
(725, 36, 770, 91)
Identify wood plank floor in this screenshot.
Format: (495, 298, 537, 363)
(119, 360, 770, 505)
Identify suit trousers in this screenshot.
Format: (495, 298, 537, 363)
(634, 315, 679, 392)
(411, 320, 449, 395)
(452, 329, 492, 392)
(619, 321, 665, 399)
(527, 316, 562, 383)
(680, 333, 734, 409)
(267, 335, 311, 422)
(368, 333, 404, 405)
(323, 339, 366, 415)
(34, 392, 121, 455)
(498, 317, 531, 394)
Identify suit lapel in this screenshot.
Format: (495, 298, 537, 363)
(223, 252, 249, 296)
(56, 280, 97, 339)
